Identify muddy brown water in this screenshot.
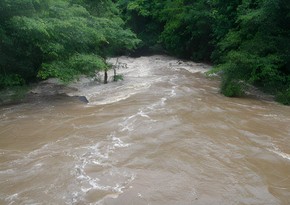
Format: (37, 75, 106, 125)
(1, 56, 290, 205)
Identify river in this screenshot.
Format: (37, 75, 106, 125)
(1, 55, 290, 205)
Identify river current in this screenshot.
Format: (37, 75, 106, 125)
(1, 55, 290, 205)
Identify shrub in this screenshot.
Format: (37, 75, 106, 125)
(221, 78, 244, 97)
(113, 74, 124, 81)
(0, 74, 25, 88)
(276, 88, 290, 105)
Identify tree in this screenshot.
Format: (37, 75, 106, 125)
(117, 0, 214, 61)
(0, 0, 140, 87)
(116, 0, 164, 53)
(216, 0, 290, 103)
(159, 0, 213, 60)
(118, 0, 290, 104)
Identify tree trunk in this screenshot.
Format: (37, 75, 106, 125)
(104, 70, 108, 84)
(113, 68, 117, 81)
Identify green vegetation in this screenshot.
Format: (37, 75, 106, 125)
(1, 0, 290, 104)
(216, 0, 290, 102)
(0, 0, 139, 88)
(113, 74, 124, 82)
(0, 86, 30, 104)
(116, 0, 290, 104)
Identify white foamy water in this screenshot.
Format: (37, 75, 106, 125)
(1, 55, 290, 205)
(269, 146, 290, 161)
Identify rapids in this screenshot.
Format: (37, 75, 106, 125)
(0, 55, 290, 205)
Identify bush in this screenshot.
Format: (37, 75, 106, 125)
(221, 78, 244, 97)
(0, 85, 30, 104)
(37, 54, 108, 83)
(0, 74, 25, 88)
(113, 74, 124, 81)
(276, 88, 290, 105)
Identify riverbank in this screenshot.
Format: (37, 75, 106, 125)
(0, 55, 206, 106)
(0, 55, 275, 107)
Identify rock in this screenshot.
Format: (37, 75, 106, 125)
(78, 96, 89, 103)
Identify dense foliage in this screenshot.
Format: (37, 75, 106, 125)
(117, 0, 290, 104)
(216, 0, 290, 105)
(0, 0, 139, 87)
(116, 0, 215, 60)
(1, 0, 290, 104)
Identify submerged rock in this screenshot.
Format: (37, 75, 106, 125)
(78, 96, 89, 103)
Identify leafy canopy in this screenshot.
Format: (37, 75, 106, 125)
(0, 0, 140, 87)
(117, 0, 290, 104)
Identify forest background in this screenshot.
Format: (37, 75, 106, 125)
(1, 0, 290, 104)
